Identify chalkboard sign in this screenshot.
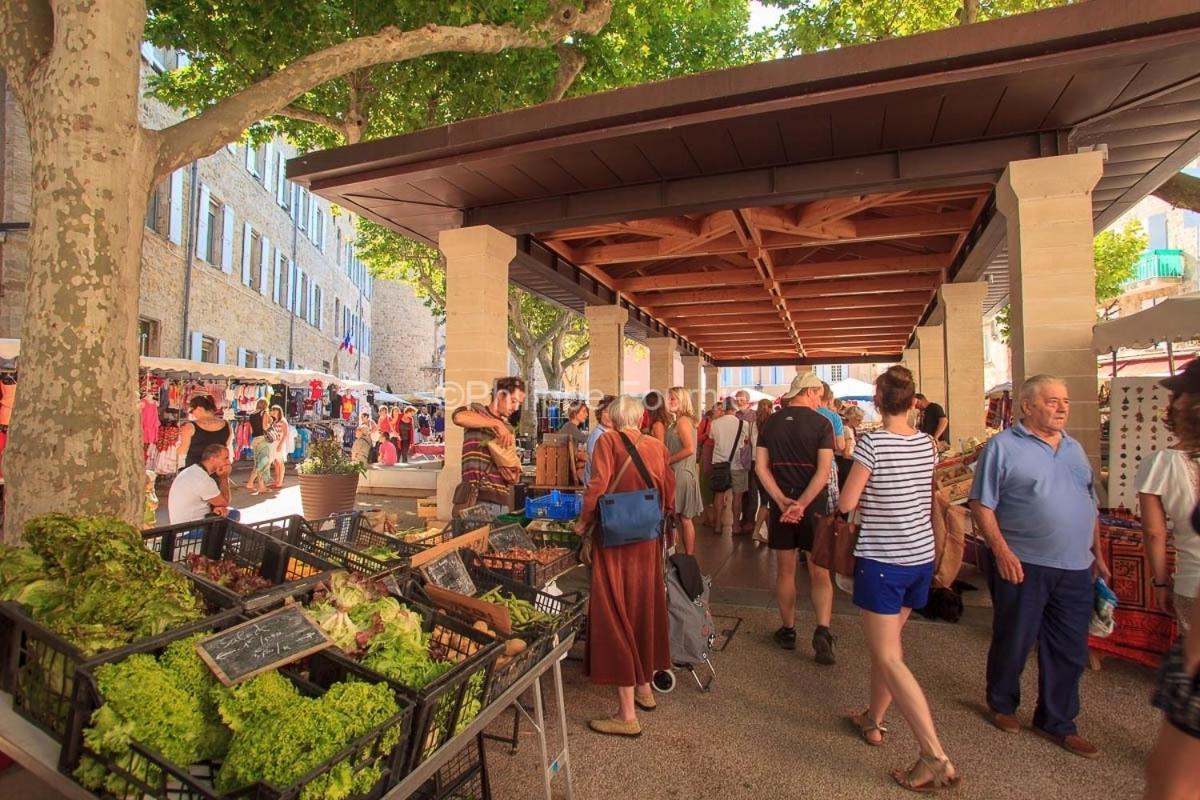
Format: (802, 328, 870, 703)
(421, 550, 477, 597)
(487, 524, 536, 553)
(196, 605, 332, 686)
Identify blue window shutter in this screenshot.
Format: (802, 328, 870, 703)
(189, 331, 203, 361)
(168, 171, 184, 245)
(237, 346, 247, 367)
(195, 184, 210, 260)
(260, 236, 271, 295)
(273, 255, 282, 304)
(220, 205, 235, 273)
(217, 339, 227, 365)
(241, 223, 253, 284)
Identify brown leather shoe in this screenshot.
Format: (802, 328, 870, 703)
(987, 708, 1020, 734)
(1033, 727, 1100, 759)
(589, 716, 642, 738)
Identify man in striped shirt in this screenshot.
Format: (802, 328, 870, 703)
(451, 377, 526, 516)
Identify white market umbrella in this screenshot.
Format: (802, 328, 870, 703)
(831, 378, 876, 400)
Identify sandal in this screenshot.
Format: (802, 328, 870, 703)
(891, 754, 961, 793)
(848, 711, 888, 746)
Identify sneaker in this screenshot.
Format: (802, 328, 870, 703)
(773, 627, 797, 650)
(813, 627, 836, 665)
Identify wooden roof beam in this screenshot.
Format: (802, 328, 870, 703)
(788, 305, 927, 322)
(647, 302, 784, 318)
(614, 268, 765, 293)
(631, 285, 771, 307)
(785, 291, 933, 312)
(773, 254, 949, 283)
(782, 273, 940, 299)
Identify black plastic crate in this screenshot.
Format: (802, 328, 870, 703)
(413, 554, 585, 702)
(410, 736, 490, 800)
(62, 616, 414, 800)
(256, 581, 503, 775)
(248, 514, 422, 575)
(0, 572, 240, 743)
(475, 530, 578, 588)
(143, 518, 339, 607)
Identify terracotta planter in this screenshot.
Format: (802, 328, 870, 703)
(297, 473, 360, 520)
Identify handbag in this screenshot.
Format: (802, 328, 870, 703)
(811, 512, 859, 578)
(597, 432, 664, 548)
(709, 418, 744, 493)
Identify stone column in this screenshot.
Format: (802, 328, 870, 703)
(915, 325, 946, 407)
(997, 151, 1104, 467)
(435, 225, 515, 520)
(703, 364, 719, 410)
(902, 347, 922, 387)
(939, 282, 988, 446)
(585, 305, 628, 398)
(681, 354, 703, 413)
(648, 336, 676, 396)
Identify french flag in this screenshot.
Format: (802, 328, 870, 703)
(339, 331, 354, 355)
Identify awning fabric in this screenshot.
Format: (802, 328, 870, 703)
(1093, 293, 1200, 354)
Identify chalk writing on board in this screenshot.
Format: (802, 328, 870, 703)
(196, 605, 332, 686)
(488, 524, 536, 553)
(421, 550, 477, 597)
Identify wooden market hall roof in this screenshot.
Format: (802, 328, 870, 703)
(291, 0, 1200, 366)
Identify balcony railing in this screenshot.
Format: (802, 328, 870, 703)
(1126, 249, 1185, 285)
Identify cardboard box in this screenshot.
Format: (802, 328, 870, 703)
(416, 498, 439, 520)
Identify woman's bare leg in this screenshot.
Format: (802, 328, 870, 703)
(1145, 718, 1200, 799)
(678, 515, 696, 555)
(616, 686, 637, 722)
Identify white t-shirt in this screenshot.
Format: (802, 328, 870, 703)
(852, 430, 938, 566)
(710, 414, 751, 468)
(1136, 449, 1200, 597)
(168, 464, 222, 524)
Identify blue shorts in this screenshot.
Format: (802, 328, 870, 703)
(853, 558, 934, 615)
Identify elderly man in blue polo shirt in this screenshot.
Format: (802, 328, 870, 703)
(969, 374, 1109, 759)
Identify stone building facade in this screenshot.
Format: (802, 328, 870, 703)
(2, 51, 437, 380)
(369, 278, 443, 392)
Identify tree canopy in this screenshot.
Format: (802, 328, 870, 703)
(761, 0, 1068, 53)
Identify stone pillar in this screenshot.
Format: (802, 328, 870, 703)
(435, 225, 515, 520)
(997, 151, 1104, 467)
(648, 336, 676, 395)
(902, 347, 922, 388)
(915, 325, 946, 407)
(703, 364, 719, 410)
(585, 305, 628, 398)
(681, 354, 703, 413)
(939, 282, 988, 446)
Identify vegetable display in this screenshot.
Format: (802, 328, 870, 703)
(307, 572, 456, 689)
(359, 543, 403, 563)
(0, 514, 205, 656)
(76, 632, 403, 800)
(183, 554, 272, 595)
(482, 546, 571, 566)
(477, 587, 555, 630)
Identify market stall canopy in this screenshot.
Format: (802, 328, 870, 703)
(141, 357, 286, 383)
(278, 369, 381, 392)
(831, 378, 876, 400)
(726, 388, 773, 403)
(290, 0, 1200, 366)
(0, 339, 18, 360)
(1093, 293, 1200, 354)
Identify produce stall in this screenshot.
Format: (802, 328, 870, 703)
(0, 511, 586, 800)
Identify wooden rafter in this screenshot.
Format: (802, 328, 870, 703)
(781, 273, 941, 299)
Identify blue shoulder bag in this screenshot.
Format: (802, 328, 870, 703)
(598, 432, 663, 547)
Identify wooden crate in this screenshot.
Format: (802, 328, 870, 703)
(535, 443, 570, 487)
(416, 498, 439, 520)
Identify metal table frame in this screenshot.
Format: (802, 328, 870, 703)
(0, 634, 576, 800)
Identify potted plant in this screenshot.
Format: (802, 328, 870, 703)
(296, 438, 366, 520)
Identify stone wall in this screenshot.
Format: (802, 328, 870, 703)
(370, 278, 442, 391)
(0, 64, 436, 380)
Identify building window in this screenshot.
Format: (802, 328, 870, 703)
(768, 366, 783, 385)
(204, 197, 221, 264)
(334, 298, 341, 334)
(829, 364, 846, 382)
(244, 229, 261, 286)
(200, 335, 218, 364)
(138, 317, 160, 357)
(1147, 214, 1169, 250)
(322, 360, 331, 373)
(251, 145, 267, 178)
(145, 178, 169, 236)
(720, 367, 733, 385)
(739, 366, 752, 385)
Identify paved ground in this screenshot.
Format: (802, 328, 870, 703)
(2, 491, 1162, 799)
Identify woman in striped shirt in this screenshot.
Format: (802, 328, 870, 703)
(837, 365, 959, 793)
